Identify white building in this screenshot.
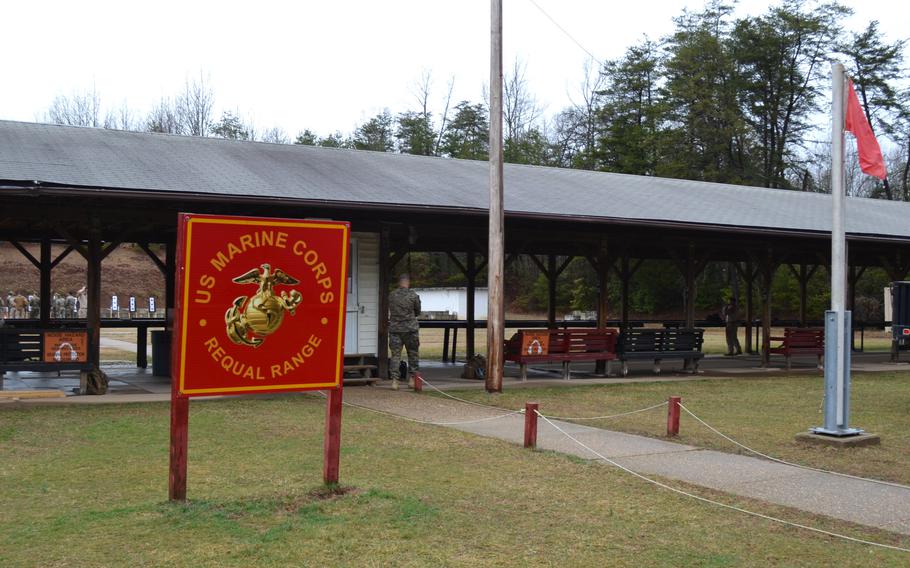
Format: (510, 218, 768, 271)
(413, 287, 489, 320)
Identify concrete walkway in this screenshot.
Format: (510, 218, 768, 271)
(344, 387, 910, 536)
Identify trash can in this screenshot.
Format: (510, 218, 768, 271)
(151, 330, 171, 377)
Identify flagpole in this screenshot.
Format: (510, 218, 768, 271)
(810, 62, 863, 438)
(831, 62, 847, 426)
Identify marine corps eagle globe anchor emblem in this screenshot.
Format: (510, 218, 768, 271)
(225, 264, 303, 347)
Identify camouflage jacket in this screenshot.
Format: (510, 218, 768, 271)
(389, 287, 421, 333)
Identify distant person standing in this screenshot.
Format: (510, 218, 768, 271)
(388, 274, 421, 390)
(722, 299, 742, 356)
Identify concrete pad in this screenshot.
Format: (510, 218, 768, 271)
(0, 389, 65, 399)
(795, 432, 882, 448)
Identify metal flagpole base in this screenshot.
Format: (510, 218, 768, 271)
(808, 426, 864, 437)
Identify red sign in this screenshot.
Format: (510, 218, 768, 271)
(43, 331, 88, 363)
(172, 213, 350, 397)
(520, 330, 550, 356)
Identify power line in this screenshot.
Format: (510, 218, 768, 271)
(526, 0, 604, 67)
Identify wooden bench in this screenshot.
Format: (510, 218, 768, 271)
(618, 328, 704, 376)
(0, 328, 90, 379)
(505, 328, 618, 380)
(769, 328, 824, 370)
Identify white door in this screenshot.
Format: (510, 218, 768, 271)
(344, 239, 359, 354)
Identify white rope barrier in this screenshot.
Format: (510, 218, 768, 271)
(540, 401, 668, 421)
(534, 410, 910, 554)
(678, 403, 910, 491)
(419, 377, 523, 413)
(314, 390, 524, 426)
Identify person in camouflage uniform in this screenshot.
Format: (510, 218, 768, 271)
(388, 274, 421, 390)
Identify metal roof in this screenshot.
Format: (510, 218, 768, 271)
(1, 119, 907, 239)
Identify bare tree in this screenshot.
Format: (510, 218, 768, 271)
(551, 59, 606, 169)
(411, 69, 433, 121)
(103, 101, 139, 131)
(145, 98, 181, 134)
(176, 72, 215, 136)
(434, 75, 456, 156)
(260, 127, 289, 144)
(503, 58, 542, 142)
(45, 87, 102, 127)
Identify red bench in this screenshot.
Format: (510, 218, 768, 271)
(769, 327, 824, 370)
(504, 328, 618, 380)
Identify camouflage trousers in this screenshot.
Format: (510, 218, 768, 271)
(389, 331, 420, 380)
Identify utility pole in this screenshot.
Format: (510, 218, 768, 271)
(486, 0, 505, 393)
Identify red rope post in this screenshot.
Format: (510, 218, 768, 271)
(667, 396, 681, 437)
(524, 402, 539, 448)
(413, 372, 423, 393)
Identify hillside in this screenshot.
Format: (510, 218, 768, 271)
(0, 242, 165, 308)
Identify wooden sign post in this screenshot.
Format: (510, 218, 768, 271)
(169, 213, 350, 501)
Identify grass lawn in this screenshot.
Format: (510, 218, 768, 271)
(2, 397, 909, 566)
(447, 372, 910, 486)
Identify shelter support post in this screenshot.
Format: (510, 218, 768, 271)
(758, 251, 777, 367)
(165, 239, 176, 326)
(670, 244, 709, 333)
(378, 225, 391, 378)
(615, 253, 643, 327)
(39, 239, 51, 325)
(547, 255, 557, 327)
(786, 264, 819, 327)
(466, 251, 476, 359)
(734, 261, 758, 354)
(86, 238, 102, 374)
(880, 254, 910, 362)
(529, 254, 574, 329)
(590, 249, 611, 375)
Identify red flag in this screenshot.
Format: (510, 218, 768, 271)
(845, 79, 887, 180)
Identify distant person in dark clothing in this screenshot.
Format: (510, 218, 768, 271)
(722, 299, 742, 356)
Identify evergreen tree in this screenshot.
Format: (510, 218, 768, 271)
(595, 39, 665, 176)
(396, 111, 436, 155)
(440, 101, 489, 160)
(210, 110, 251, 140)
(733, 0, 850, 188)
(294, 129, 318, 146)
(661, 3, 753, 183)
(353, 111, 394, 152)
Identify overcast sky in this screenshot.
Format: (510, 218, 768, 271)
(2, 0, 907, 137)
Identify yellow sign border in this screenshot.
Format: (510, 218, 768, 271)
(176, 216, 350, 396)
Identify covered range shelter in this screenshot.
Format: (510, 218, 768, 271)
(2, 120, 909, 386)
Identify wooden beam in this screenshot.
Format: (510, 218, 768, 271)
(50, 245, 76, 269)
(378, 225, 392, 378)
(9, 240, 39, 268)
(54, 224, 88, 260)
(139, 242, 167, 275)
(466, 251, 477, 359)
(99, 240, 122, 262)
(445, 251, 468, 277)
(555, 255, 574, 277)
(547, 255, 557, 327)
(39, 239, 51, 326)
(528, 254, 548, 276)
